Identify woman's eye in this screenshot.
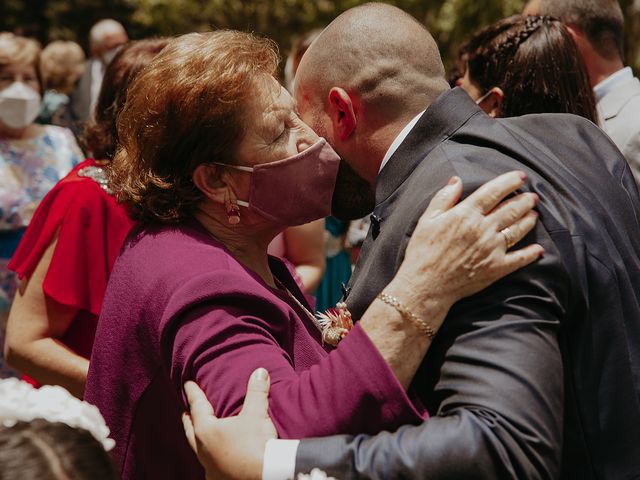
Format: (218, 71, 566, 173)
(276, 127, 288, 141)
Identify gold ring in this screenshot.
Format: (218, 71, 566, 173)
(500, 226, 517, 249)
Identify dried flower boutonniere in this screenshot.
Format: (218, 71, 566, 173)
(315, 302, 354, 347)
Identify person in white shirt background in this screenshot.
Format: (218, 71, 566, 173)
(69, 19, 128, 124)
(523, 0, 640, 186)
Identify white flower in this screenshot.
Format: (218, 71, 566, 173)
(0, 378, 115, 451)
(297, 468, 337, 480)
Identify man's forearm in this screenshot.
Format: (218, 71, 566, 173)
(295, 311, 564, 480)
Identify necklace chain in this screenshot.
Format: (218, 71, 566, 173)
(274, 278, 325, 334)
(274, 277, 353, 347)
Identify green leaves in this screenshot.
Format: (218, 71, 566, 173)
(1, 0, 637, 77)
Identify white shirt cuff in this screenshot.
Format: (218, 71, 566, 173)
(262, 438, 300, 480)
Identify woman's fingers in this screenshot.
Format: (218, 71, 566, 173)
(464, 171, 526, 214)
(491, 192, 539, 232)
(423, 176, 463, 219)
(500, 210, 539, 250)
(502, 243, 545, 276)
(239, 368, 271, 418)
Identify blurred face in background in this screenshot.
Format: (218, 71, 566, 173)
(0, 63, 39, 94)
(0, 62, 42, 132)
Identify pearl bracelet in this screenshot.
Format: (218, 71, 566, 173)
(376, 292, 437, 340)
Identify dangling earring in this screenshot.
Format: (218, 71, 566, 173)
(225, 191, 241, 225)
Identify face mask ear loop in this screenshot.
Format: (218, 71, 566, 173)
(475, 89, 494, 106)
(212, 162, 254, 173)
(212, 162, 252, 211)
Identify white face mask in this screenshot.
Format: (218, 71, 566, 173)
(0, 82, 41, 130)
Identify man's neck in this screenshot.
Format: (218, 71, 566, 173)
(377, 110, 426, 175)
(585, 50, 625, 88)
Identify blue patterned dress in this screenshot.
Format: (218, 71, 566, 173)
(0, 125, 83, 377)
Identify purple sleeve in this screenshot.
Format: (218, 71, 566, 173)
(168, 300, 427, 439)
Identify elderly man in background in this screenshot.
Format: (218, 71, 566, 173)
(524, 0, 640, 186)
(69, 19, 127, 123)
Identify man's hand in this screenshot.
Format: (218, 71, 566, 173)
(183, 368, 278, 480)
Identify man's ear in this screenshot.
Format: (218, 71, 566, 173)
(564, 24, 582, 45)
(564, 24, 594, 62)
(192, 164, 229, 206)
(327, 87, 357, 141)
(487, 87, 504, 118)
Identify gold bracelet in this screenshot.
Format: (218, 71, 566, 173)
(376, 292, 437, 340)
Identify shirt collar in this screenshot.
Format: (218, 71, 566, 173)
(378, 110, 425, 173)
(594, 67, 633, 102)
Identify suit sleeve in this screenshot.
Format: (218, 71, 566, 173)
(295, 231, 566, 479)
(621, 131, 640, 191)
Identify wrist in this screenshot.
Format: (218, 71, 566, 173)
(385, 274, 454, 321)
(377, 292, 436, 339)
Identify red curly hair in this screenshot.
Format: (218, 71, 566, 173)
(109, 30, 279, 224)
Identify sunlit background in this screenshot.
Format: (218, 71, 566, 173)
(3, 0, 639, 75)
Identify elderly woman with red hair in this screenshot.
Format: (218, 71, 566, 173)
(83, 30, 541, 479)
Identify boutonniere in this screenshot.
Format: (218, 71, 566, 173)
(315, 302, 354, 347)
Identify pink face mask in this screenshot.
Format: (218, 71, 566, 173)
(216, 138, 340, 226)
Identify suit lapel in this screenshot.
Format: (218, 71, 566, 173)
(597, 76, 640, 122)
(345, 89, 484, 309)
(375, 88, 482, 206)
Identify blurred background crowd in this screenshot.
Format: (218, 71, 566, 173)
(3, 0, 640, 75)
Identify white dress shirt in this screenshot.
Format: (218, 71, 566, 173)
(261, 109, 426, 480)
(378, 110, 426, 173)
(593, 67, 633, 102)
(89, 59, 105, 113)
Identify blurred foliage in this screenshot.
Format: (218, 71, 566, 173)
(1, 0, 639, 75)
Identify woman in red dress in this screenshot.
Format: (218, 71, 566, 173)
(4, 39, 168, 398)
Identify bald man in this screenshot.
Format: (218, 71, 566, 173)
(70, 19, 128, 122)
(186, 3, 640, 480)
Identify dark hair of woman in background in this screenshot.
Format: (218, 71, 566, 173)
(459, 15, 598, 123)
(84, 39, 168, 160)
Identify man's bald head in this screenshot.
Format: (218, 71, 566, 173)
(89, 19, 128, 57)
(296, 2, 449, 121)
(293, 3, 450, 221)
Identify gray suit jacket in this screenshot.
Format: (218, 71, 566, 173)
(69, 58, 99, 123)
(295, 88, 640, 479)
(597, 74, 640, 186)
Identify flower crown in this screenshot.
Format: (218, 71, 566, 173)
(298, 469, 336, 480)
(0, 378, 115, 451)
